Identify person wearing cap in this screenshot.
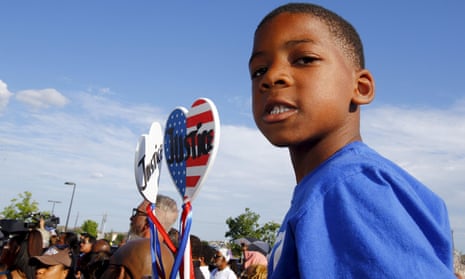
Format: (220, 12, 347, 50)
(210, 248, 237, 279)
(30, 247, 73, 279)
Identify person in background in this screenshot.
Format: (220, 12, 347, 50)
(128, 194, 179, 241)
(56, 232, 80, 278)
(99, 237, 174, 279)
(78, 233, 96, 279)
(241, 264, 267, 279)
(0, 231, 6, 279)
(49, 230, 59, 248)
(0, 234, 25, 279)
(191, 235, 212, 279)
(0, 230, 42, 279)
(30, 247, 74, 279)
(99, 195, 179, 278)
(240, 242, 267, 272)
(36, 218, 51, 250)
(210, 248, 237, 279)
(87, 239, 112, 279)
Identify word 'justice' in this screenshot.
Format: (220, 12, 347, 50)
(166, 123, 214, 164)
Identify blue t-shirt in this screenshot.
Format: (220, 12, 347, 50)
(268, 142, 454, 278)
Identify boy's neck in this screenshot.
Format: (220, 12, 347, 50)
(289, 133, 362, 183)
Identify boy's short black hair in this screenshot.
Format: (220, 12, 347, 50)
(256, 2, 365, 69)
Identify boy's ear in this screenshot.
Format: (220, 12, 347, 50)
(352, 69, 375, 105)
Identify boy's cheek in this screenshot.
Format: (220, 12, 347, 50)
(251, 103, 262, 123)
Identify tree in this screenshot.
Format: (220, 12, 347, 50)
(257, 221, 280, 245)
(80, 219, 98, 237)
(225, 208, 262, 240)
(1, 191, 39, 219)
(225, 208, 280, 254)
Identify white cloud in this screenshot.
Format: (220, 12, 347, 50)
(91, 172, 104, 179)
(0, 92, 464, 250)
(0, 80, 13, 112)
(99, 88, 111, 94)
(16, 88, 69, 109)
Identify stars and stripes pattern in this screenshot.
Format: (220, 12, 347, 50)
(185, 99, 215, 192)
(164, 98, 219, 200)
(165, 107, 188, 197)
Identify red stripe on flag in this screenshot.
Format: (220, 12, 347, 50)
(186, 176, 200, 187)
(186, 154, 210, 166)
(192, 99, 207, 107)
(187, 111, 213, 128)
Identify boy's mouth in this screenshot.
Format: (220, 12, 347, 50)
(268, 104, 292, 115)
(263, 103, 297, 123)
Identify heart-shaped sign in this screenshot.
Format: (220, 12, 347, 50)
(164, 98, 220, 201)
(134, 122, 163, 203)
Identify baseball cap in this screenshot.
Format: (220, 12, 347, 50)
(30, 247, 71, 268)
(218, 248, 231, 262)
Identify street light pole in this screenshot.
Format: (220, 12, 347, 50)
(47, 200, 61, 215)
(64, 182, 76, 232)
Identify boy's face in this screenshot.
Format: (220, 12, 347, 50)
(250, 13, 359, 147)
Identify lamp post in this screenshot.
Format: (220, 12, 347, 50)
(47, 200, 61, 215)
(64, 182, 76, 232)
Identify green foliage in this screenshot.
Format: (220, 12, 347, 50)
(257, 221, 280, 245)
(225, 208, 262, 240)
(114, 233, 126, 245)
(225, 208, 280, 255)
(103, 231, 126, 246)
(1, 191, 39, 220)
(81, 219, 98, 237)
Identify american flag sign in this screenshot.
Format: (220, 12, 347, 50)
(164, 98, 220, 201)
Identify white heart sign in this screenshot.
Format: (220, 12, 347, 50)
(134, 122, 163, 203)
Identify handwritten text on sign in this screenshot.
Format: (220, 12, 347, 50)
(134, 122, 164, 203)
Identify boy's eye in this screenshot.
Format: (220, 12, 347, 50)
(251, 67, 267, 79)
(294, 56, 318, 65)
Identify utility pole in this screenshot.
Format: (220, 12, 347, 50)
(99, 213, 107, 239)
(48, 200, 61, 215)
(64, 182, 76, 232)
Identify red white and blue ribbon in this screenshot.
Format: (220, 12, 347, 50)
(170, 199, 193, 279)
(146, 203, 177, 279)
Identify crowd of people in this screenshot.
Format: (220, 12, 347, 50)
(0, 194, 268, 279)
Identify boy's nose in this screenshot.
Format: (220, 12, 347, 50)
(260, 64, 291, 90)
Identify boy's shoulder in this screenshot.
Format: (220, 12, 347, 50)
(304, 141, 426, 188)
(310, 141, 392, 179)
(322, 141, 420, 186)
(297, 141, 444, 210)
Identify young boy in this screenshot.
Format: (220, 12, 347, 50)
(249, 3, 455, 278)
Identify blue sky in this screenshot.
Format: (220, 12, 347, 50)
(1, 1, 465, 251)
